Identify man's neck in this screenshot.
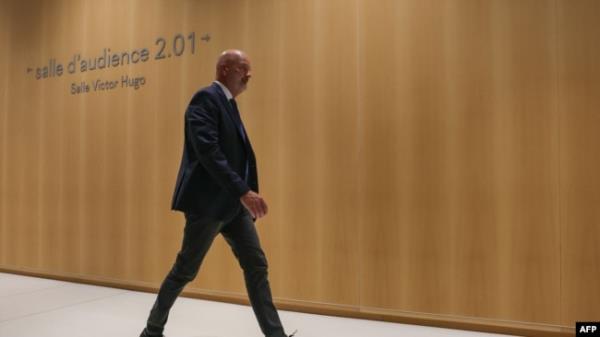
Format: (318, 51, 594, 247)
(214, 80, 233, 100)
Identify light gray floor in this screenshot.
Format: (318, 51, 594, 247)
(0, 272, 518, 337)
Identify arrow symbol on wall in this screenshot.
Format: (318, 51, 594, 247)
(201, 33, 211, 42)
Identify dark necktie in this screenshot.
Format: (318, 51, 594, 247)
(229, 98, 247, 142)
(230, 98, 250, 181)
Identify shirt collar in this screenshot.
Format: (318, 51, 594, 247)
(214, 80, 233, 100)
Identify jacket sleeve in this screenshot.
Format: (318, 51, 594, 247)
(186, 92, 250, 198)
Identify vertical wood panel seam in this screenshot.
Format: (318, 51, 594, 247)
(553, 0, 563, 325)
(36, 0, 46, 270)
(275, 0, 285, 296)
(355, 0, 363, 311)
(312, 0, 324, 300)
(78, 0, 90, 274)
(0, 7, 10, 266)
(123, 0, 136, 281)
(56, 0, 65, 274)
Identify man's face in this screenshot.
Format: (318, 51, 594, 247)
(227, 57, 252, 96)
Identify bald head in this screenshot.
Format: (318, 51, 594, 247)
(215, 49, 252, 98)
(216, 50, 246, 71)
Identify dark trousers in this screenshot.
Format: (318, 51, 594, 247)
(144, 208, 285, 337)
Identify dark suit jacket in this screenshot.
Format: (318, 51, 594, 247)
(171, 82, 258, 222)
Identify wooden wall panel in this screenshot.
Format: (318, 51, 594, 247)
(120, 0, 178, 286)
(37, 0, 66, 273)
(266, 0, 318, 302)
(80, 0, 118, 279)
(309, 0, 360, 306)
(358, 0, 453, 314)
(0, 0, 11, 268)
(1, 0, 599, 334)
(187, 0, 252, 295)
(358, 0, 560, 324)
(558, 0, 600, 325)
(237, 0, 361, 305)
(237, 0, 286, 297)
(147, 1, 199, 285)
(3, 0, 45, 270)
(276, 0, 360, 305)
(60, 0, 86, 275)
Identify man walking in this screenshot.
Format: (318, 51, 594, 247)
(140, 50, 293, 337)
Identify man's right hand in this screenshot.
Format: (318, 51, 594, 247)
(240, 191, 268, 219)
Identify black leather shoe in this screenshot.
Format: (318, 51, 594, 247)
(139, 328, 164, 337)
